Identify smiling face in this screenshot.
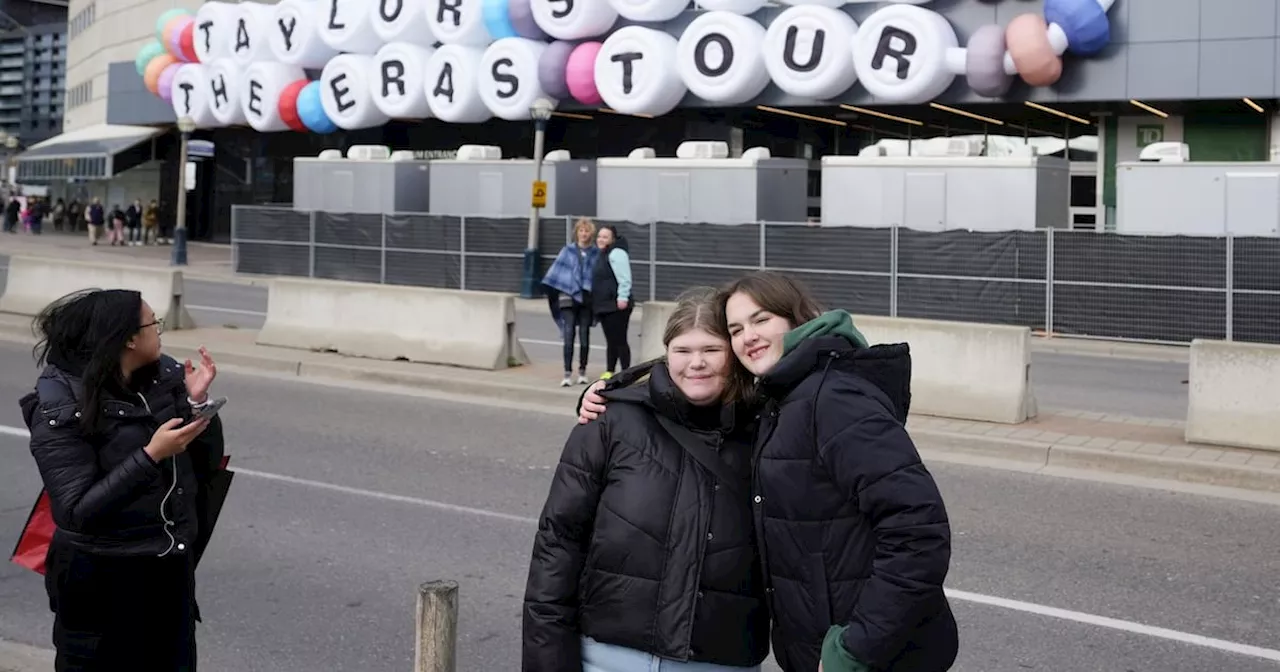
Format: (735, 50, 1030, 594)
(666, 327, 730, 405)
(596, 227, 615, 250)
(725, 291, 793, 377)
(575, 222, 594, 247)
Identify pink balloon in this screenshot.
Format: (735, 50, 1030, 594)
(165, 16, 193, 60)
(566, 42, 603, 106)
(158, 63, 182, 103)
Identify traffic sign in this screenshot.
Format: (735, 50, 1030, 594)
(532, 180, 547, 208)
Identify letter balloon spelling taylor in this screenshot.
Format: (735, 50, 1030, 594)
(143, 0, 1116, 131)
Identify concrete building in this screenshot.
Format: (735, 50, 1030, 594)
(0, 0, 68, 149)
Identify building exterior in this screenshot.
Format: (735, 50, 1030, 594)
(0, 1, 68, 146)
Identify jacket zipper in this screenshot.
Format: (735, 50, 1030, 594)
(685, 429, 720, 660)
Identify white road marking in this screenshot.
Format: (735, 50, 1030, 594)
(520, 338, 606, 351)
(3, 421, 1278, 663)
(187, 304, 267, 316)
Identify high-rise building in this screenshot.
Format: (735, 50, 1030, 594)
(0, 1, 67, 145)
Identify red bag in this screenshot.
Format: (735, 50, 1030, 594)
(10, 489, 54, 575)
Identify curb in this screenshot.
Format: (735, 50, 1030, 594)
(0, 326, 1273, 496)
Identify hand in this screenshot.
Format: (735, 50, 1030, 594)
(578, 380, 608, 425)
(617, 299, 629, 310)
(184, 347, 218, 404)
(144, 417, 210, 462)
(818, 664, 823, 672)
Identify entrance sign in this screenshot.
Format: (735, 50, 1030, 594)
(596, 26, 686, 117)
(147, 0, 1119, 129)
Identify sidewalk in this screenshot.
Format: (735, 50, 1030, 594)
(0, 231, 248, 285)
(0, 639, 52, 672)
(0, 314, 1271, 496)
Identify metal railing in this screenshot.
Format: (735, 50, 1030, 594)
(232, 205, 1280, 345)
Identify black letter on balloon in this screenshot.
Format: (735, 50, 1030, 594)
(328, 0, 345, 30)
(610, 52, 642, 95)
(198, 21, 213, 52)
(278, 17, 296, 51)
(210, 75, 228, 107)
(694, 33, 733, 77)
(248, 80, 264, 116)
(179, 82, 193, 115)
(382, 60, 406, 97)
(872, 26, 917, 80)
(492, 58, 518, 99)
(549, 0, 573, 19)
(437, 0, 461, 27)
(783, 26, 822, 72)
(433, 63, 455, 102)
(330, 73, 355, 112)
(234, 19, 250, 53)
(380, 0, 402, 21)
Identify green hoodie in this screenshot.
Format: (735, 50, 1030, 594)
(821, 625, 871, 672)
(781, 309, 870, 355)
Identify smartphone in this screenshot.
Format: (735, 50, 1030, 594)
(193, 397, 228, 420)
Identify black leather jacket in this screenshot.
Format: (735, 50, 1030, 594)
(21, 355, 225, 559)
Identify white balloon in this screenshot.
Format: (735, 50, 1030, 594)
(242, 62, 307, 132)
(371, 42, 436, 119)
(193, 1, 236, 63)
(227, 2, 274, 67)
(676, 11, 770, 104)
(425, 44, 492, 122)
(207, 59, 248, 126)
(319, 0, 386, 54)
(693, 0, 766, 16)
(762, 5, 859, 99)
(478, 38, 557, 121)
(594, 26, 686, 117)
(371, 0, 438, 46)
(321, 54, 392, 129)
(170, 63, 219, 128)
(270, 0, 341, 68)
(607, 0, 686, 23)
(852, 4, 958, 104)
(530, 0, 617, 40)
(426, 0, 492, 46)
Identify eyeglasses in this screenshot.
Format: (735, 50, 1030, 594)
(140, 318, 164, 335)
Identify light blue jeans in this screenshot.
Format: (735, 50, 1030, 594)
(582, 637, 763, 672)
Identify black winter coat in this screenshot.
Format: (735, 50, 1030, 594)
(754, 336, 957, 672)
(524, 364, 770, 671)
(21, 355, 226, 561)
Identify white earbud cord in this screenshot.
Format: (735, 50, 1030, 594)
(139, 392, 178, 558)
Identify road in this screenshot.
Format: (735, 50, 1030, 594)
(0, 255, 1191, 420)
(0, 341, 1277, 671)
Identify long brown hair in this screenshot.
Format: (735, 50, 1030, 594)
(716, 271, 825, 330)
(663, 287, 754, 404)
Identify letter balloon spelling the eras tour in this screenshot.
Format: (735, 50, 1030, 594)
(143, 0, 1116, 132)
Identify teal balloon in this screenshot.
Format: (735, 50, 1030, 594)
(154, 9, 190, 41)
(135, 41, 167, 77)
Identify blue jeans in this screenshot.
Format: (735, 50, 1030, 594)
(582, 637, 762, 672)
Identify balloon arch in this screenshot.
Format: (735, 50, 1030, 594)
(137, 0, 1116, 134)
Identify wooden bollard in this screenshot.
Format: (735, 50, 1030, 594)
(415, 580, 459, 672)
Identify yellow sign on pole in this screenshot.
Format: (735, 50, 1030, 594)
(531, 180, 548, 208)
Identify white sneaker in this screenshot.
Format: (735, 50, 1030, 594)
(560, 377, 572, 387)
(578, 375, 589, 385)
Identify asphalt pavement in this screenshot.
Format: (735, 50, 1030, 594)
(0, 341, 1277, 671)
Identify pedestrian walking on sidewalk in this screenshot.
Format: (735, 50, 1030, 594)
(591, 224, 634, 377)
(542, 217, 600, 387)
(85, 198, 104, 245)
(126, 199, 143, 246)
(107, 205, 126, 246)
(4, 196, 19, 234)
(524, 287, 769, 672)
(20, 289, 228, 672)
(144, 199, 160, 245)
(577, 271, 958, 672)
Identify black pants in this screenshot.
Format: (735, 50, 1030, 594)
(598, 305, 633, 373)
(45, 543, 197, 672)
(561, 302, 593, 374)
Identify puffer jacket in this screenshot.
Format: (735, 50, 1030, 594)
(524, 363, 770, 671)
(21, 355, 225, 560)
(754, 335, 958, 672)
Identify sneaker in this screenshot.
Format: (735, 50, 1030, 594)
(578, 375, 589, 385)
(560, 377, 572, 387)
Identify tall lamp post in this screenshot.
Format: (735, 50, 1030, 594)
(2, 133, 17, 193)
(172, 116, 196, 266)
(521, 98, 555, 299)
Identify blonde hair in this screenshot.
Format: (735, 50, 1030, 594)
(573, 217, 597, 240)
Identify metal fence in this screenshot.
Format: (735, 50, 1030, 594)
(232, 205, 1280, 345)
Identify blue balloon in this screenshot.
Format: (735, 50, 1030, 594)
(297, 82, 337, 134)
(481, 0, 517, 40)
(1044, 0, 1111, 57)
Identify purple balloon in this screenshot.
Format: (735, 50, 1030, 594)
(158, 63, 182, 103)
(538, 41, 574, 101)
(167, 18, 190, 62)
(508, 0, 547, 40)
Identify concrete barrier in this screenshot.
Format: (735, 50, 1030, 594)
(256, 278, 529, 370)
(855, 315, 1036, 424)
(1186, 339, 1280, 452)
(637, 301, 679, 363)
(0, 256, 195, 329)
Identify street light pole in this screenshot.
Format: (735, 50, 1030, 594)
(521, 98, 555, 299)
(172, 116, 195, 266)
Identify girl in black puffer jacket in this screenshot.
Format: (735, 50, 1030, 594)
(524, 288, 769, 672)
(21, 289, 226, 672)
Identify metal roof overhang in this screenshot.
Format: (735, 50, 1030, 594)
(15, 124, 164, 183)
